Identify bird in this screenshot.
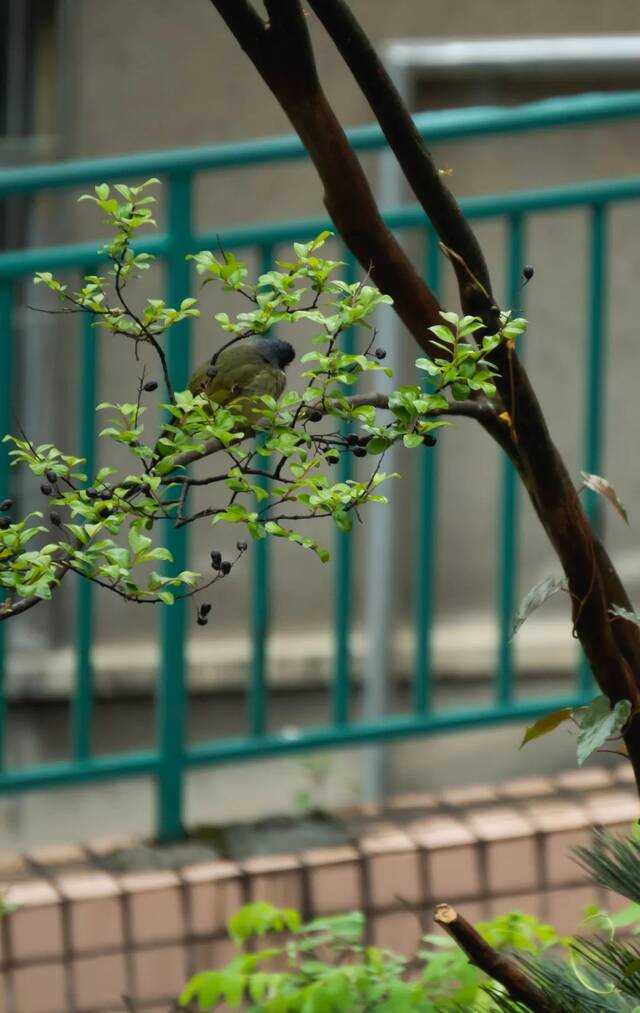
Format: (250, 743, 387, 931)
(154, 336, 296, 459)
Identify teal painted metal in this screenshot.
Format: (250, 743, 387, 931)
(332, 252, 358, 727)
(0, 91, 637, 831)
(248, 246, 275, 739)
(73, 269, 99, 761)
(0, 750, 158, 792)
(413, 230, 441, 715)
(0, 281, 12, 770)
(496, 217, 525, 707)
(185, 693, 593, 768)
(3, 176, 640, 281)
(583, 204, 608, 531)
(578, 204, 608, 696)
(1, 91, 640, 196)
(156, 173, 193, 840)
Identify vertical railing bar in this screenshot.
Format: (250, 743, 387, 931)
(496, 214, 525, 708)
(0, 280, 13, 772)
(248, 244, 274, 738)
(72, 264, 99, 761)
(413, 228, 441, 716)
(157, 171, 193, 840)
(332, 251, 357, 727)
(578, 202, 607, 696)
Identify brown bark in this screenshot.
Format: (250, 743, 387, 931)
(208, 0, 640, 795)
(434, 904, 559, 1013)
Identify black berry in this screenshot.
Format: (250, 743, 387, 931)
(100, 489, 111, 500)
(46, 470, 57, 484)
(307, 410, 322, 423)
(220, 561, 232, 576)
(0, 499, 12, 512)
(357, 435, 371, 447)
(0, 516, 10, 530)
(40, 482, 52, 496)
(197, 615, 208, 627)
(523, 264, 534, 282)
(236, 540, 248, 553)
(374, 347, 387, 360)
(50, 510, 62, 527)
(143, 380, 158, 393)
(210, 550, 222, 570)
(86, 487, 98, 499)
(199, 603, 212, 617)
(326, 453, 340, 465)
(353, 446, 367, 458)
(346, 434, 359, 446)
(423, 434, 437, 447)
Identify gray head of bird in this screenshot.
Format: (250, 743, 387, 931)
(250, 336, 296, 370)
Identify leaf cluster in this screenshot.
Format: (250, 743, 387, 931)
(180, 902, 564, 1013)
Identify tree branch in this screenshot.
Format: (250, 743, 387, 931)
(208, 0, 442, 346)
(434, 904, 558, 1013)
(307, 0, 499, 330)
(246, 0, 640, 787)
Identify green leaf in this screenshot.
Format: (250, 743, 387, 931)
(511, 575, 567, 637)
(179, 971, 223, 1009)
(415, 357, 441, 376)
(334, 511, 352, 533)
(402, 433, 423, 449)
(521, 707, 574, 748)
(576, 695, 632, 766)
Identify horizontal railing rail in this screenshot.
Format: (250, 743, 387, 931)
(0, 90, 638, 837)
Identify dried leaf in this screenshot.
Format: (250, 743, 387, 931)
(576, 695, 631, 766)
(580, 471, 629, 524)
(521, 707, 574, 748)
(511, 575, 567, 638)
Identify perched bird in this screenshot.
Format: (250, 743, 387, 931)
(155, 336, 295, 458)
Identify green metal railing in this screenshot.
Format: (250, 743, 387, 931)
(1, 90, 640, 837)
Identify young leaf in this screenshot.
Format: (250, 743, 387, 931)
(521, 707, 574, 748)
(580, 471, 629, 525)
(511, 575, 567, 638)
(576, 695, 632, 766)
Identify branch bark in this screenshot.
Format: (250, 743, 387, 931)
(434, 904, 558, 1013)
(307, 0, 499, 329)
(209, 0, 442, 348)
(208, 0, 640, 795)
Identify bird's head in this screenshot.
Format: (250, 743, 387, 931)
(256, 337, 296, 370)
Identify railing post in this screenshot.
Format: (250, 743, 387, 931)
(73, 266, 99, 761)
(157, 172, 193, 840)
(332, 252, 358, 728)
(578, 202, 608, 696)
(413, 229, 441, 716)
(0, 281, 13, 770)
(496, 215, 525, 708)
(247, 245, 275, 739)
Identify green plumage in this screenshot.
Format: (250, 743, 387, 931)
(155, 338, 292, 459)
(188, 343, 287, 404)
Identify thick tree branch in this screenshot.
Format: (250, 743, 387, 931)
(209, 0, 442, 346)
(308, 0, 499, 329)
(220, 0, 640, 788)
(434, 904, 558, 1013)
